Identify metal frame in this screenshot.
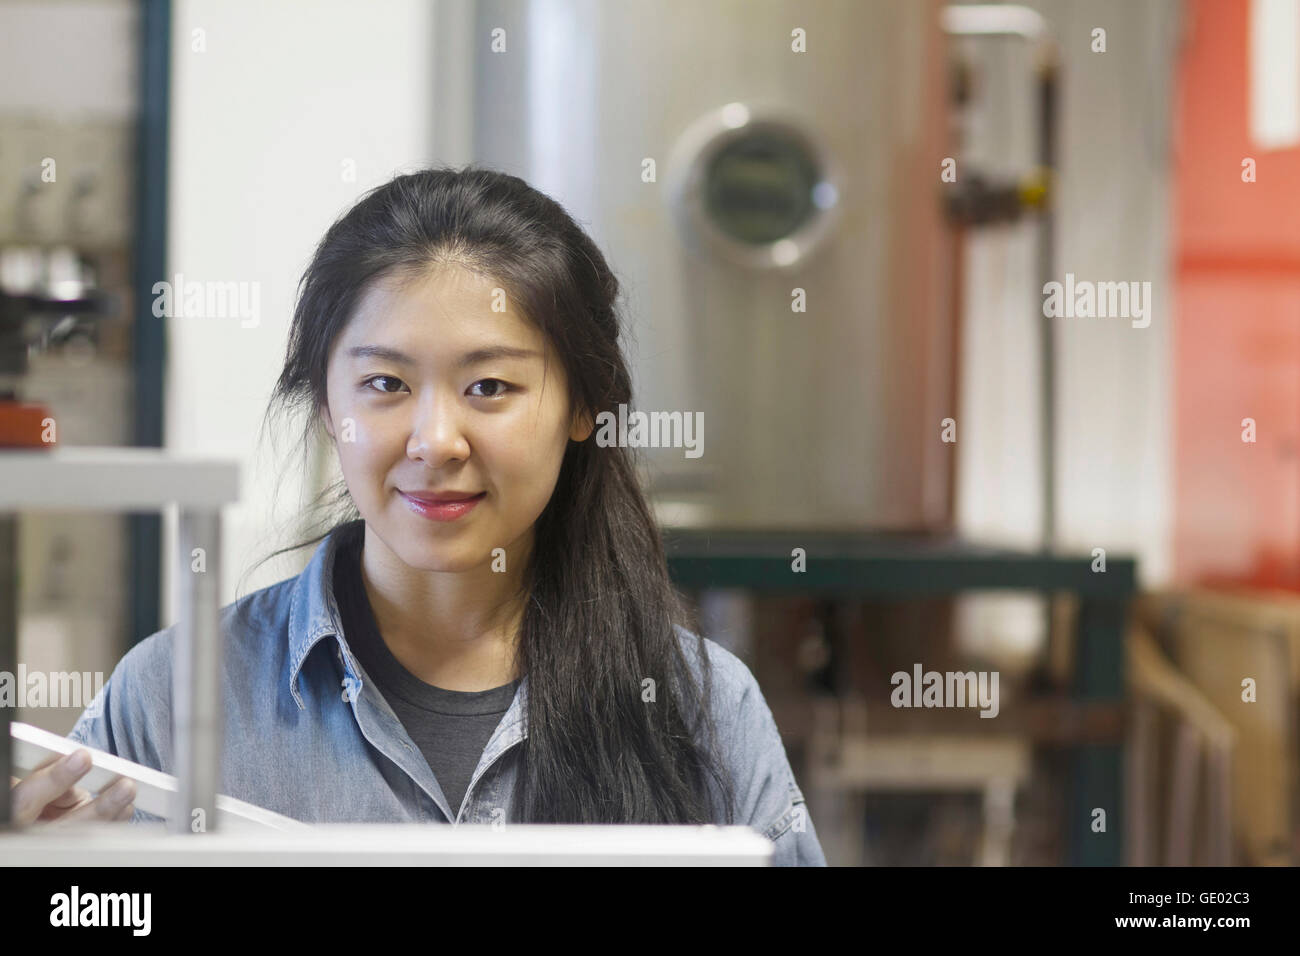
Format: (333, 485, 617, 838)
(0, 447, 238, 834)
(129, 0, 172, 650)
(664, 527, 1134, 866)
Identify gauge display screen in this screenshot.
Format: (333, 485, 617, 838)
(702, 129, 820, 245)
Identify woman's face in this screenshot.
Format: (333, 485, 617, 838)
(321, 263, 592, 573)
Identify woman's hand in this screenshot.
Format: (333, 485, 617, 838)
(9, 748, 136, 825)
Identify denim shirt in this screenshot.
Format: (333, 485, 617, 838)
(68, 521, 828, 866)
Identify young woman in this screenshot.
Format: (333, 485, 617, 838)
(13, 166, 826, 866)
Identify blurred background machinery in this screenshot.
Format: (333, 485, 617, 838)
(0, 0, 147, 746)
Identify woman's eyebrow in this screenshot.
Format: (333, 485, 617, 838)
(347, 345, 414, 364)
(455, 345, 542, 368)
(346, 344, 540, 367)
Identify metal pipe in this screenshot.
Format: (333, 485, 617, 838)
(172, 508, 222, 833)
(942, 4, 1061, 553)
(1037, 59, 1059, 553)
(0, 515, 15, 827)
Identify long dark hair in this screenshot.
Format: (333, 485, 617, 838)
(236, 165, 735, 826)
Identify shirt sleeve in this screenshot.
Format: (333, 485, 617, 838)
(67, 628, 174, 825)
(717, 651, 828, 867)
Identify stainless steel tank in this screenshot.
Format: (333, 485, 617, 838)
(470, 0, 955, 531)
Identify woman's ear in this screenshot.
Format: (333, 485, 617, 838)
(320, 402, 335, 441)
(570, 404, 595, 443)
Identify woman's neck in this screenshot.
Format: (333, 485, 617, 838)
(356, 524, 527, 691)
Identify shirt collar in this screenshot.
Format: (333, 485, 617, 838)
(286, 518, 361, 710)
(282, 519, 531, 730)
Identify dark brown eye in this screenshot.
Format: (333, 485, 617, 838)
(468, 379, 511, 398)
(364, 375, 405, 394)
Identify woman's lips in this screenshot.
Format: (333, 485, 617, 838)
(399, 490, 486, 522)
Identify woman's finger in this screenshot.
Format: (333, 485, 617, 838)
(10, 750, 93, 826)
(45, 784, 91, 810)
(50, 776, 136, 826)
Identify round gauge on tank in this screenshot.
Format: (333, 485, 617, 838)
(703, 129, 821, 245)
(666, 103, 840, 270)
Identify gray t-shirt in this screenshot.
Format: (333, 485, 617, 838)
(333, 520, 520, 821)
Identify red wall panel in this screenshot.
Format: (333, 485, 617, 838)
(1174, 0, 1300, 588)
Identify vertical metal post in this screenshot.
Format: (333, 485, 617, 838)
(172, 508, 222, 833)
(0, 515, 16, 827)
(1037, 58, 1059, 554)
(1070, 595, 1126, 865)
(129, 0, 171, 651)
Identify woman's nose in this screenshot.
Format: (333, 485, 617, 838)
(406, 396, 471, 464)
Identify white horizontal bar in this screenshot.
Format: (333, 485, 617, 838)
(0, 822, 774, 866)
(0, 447, 239, 510)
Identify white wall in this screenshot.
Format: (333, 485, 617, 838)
(162, 0, 438, 622)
